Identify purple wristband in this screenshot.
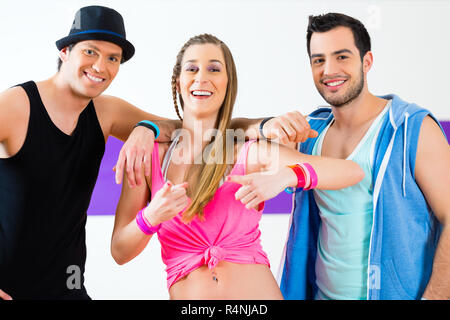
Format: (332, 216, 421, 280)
(302, 163, 318, 190)
(136, 209, 161, 235)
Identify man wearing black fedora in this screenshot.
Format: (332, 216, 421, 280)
(0, 5, 317, 300)
(0, 5, 177, 300)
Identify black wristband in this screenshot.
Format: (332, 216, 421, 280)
(134, 121, 159, 139)
(259, 117, 274, 140)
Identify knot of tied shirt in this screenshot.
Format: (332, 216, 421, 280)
(204, 245, 225, 269)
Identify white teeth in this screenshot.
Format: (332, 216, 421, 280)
(85, 73, 104, 83)
(326, 80, 345, 87)
(192, 90, 212, 96)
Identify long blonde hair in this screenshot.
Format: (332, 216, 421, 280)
(171, 34, 238, 222)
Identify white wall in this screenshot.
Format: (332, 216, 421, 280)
(1, 0, 449, 119)
(1, 0, 449, 299)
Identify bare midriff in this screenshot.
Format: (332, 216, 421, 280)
(169, 261, 284, 300)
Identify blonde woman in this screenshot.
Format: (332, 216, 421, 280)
(111, 34, 364, 299)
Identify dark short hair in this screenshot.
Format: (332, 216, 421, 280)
(306, 13, 371, 61)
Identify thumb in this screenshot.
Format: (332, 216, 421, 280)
(309, 129, 318, 138)
(172, 182, 189, 190)
(226, 175, 249, 186)
(161, 181, 173, 194)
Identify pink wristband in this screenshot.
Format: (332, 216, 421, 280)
(297, 163, 311, 189)
(284, 163, 312, 194)
(302, 163, 318, 190)
(287, 164, 307, 188)
(136, 209, 161, 235)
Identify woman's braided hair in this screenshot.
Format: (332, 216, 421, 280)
(170, 34, 238, 222)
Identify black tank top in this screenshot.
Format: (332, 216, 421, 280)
(0, 81, 105, 299)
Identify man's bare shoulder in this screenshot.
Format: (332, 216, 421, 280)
(0, 86, 30, 121)
(418, 116, 448, 147)
(92, 94, 139, 123)
(0, 86, 30, 143)
(93, 94, 133, 111)
(91, 95, 127, 130)
(0, 86, 29, 108)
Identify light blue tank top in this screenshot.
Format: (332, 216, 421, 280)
(312, 101, 390, 300)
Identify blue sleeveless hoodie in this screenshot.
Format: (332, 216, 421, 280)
(278, 94, 445, 300)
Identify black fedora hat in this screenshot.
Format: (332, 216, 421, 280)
(56, 6, 135, 62)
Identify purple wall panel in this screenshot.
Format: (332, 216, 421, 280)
(441, 121, 450, 140)
(87, 137, 123, 215)
(87, 121, 450, 215)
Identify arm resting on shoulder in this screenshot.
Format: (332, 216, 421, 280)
(230, 117, 263, 140)
(98, 95, 171, 142)
(230, 110, 317, 148)
(96, 95, 181, 186)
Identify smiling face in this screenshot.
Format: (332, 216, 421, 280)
(177, 43, 228, 120)
(59, 40, 122, 99)
(309, 26, 371, 107)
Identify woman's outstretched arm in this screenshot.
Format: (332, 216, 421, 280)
(228, 140, 364, 209)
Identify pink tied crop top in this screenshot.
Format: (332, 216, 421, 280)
(151, 140, 270, 289)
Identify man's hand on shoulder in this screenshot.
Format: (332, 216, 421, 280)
(114, 125, 155, 187)
(94, 94, 179, 188)
(262, 111, 318, 146)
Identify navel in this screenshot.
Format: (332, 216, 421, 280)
(212, 271, 218, 283)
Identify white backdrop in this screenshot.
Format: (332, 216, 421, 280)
(1, 0, 449, 120)
(1, 0, 449, 299)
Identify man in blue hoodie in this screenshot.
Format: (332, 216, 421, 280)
(277, 12, 450, 300)
(234, 12, 449, 300)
